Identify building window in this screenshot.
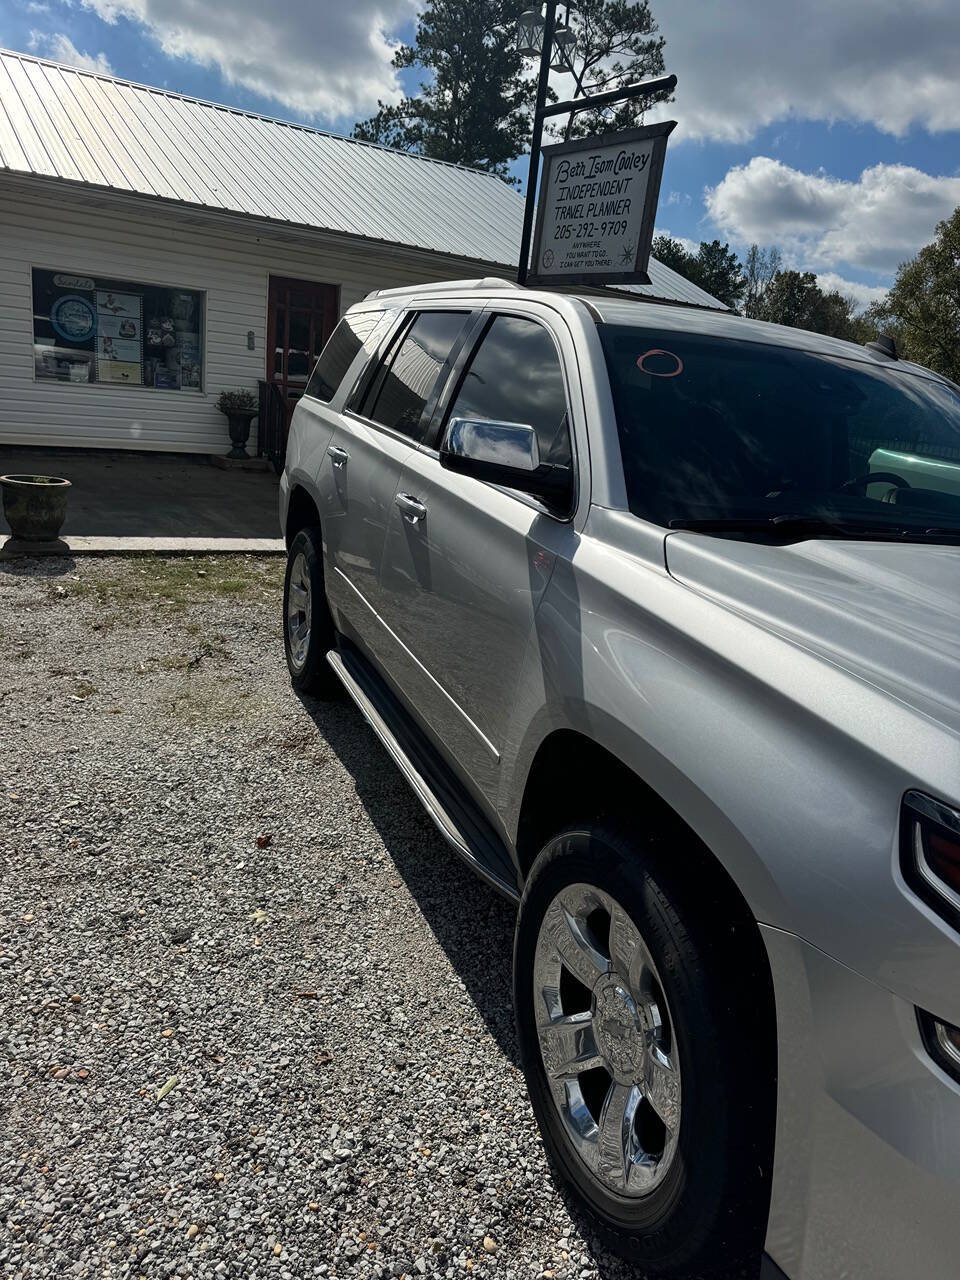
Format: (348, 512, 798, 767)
(32, 268, 204, 391)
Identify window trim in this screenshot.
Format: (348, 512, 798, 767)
(30, 263, 207, 395)
(424, 308, 579, 521)
(342, 306, 479, 447)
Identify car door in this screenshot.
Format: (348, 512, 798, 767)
(319, 307, 476, 660)
(377, 309, 581, 802)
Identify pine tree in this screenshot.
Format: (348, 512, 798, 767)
(551, 0, 669, 141)
(353, 0, 534, 182)
(650, 236, 745, 310)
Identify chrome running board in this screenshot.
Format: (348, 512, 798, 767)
(327, 648, 520, 903)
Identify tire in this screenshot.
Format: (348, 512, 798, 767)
(513, 821, 774, 1279)
(283, 526, 340, 697)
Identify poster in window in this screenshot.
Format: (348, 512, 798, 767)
(98, 313, 141, 341)
(50, 294, 97, 344)
(97, 361, 142, 385)
(98, 336, 141, 363)
(179, 332, 201, 389)
(96, 292, 142, 382)
(154, 365, 181, 391)
(96, 290, 142, 319)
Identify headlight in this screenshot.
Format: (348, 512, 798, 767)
(918, 1009, 960, 1084)
(902, 790, 960, 929)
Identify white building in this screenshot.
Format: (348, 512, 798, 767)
(0, 47, 723, 459)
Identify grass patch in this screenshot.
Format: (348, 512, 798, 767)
(159, 682, 258, 727)
(62, 556, 283, 612)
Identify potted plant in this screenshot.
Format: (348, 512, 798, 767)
(216, 388, 259, 458)
(0, 474, 71, 546)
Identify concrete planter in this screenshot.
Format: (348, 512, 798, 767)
(1, 474, 71, 542)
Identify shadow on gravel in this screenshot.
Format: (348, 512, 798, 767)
(297, 690, 521, 1068)
(298, 690, 652, 1280)
(0, 553, 77, 577)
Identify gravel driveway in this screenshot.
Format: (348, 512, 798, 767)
(0, 556, 637, 1280)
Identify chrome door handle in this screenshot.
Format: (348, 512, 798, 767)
(328, 445, 349, 468)
(395, 493, 427, 524)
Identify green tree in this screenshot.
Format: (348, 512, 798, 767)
(692, 239, 745, 310)
(354, 0, 671, 178)
(552, 0, 669, 141)
(872, 206, 960, 382)
(650, 233, 692, 275)
(649, 235, 745, 309)
(760, 270, 825, 329)
(760, 270, 866, 340)
(352, 0, 533, 181)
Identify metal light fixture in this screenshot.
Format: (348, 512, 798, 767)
(550, 22, 576, 70)
(517, 8, 546, 57)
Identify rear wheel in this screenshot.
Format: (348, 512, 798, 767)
(283, 526, 339, 697)
(514, 821, 774, 1278)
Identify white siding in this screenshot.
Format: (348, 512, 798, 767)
(0, 179, 494, 454)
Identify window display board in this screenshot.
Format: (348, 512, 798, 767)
(32, 269, 203, 391)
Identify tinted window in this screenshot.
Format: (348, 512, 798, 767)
(600, 324, 960, 535)
(367, 311, 468, 441)
(305, 311, 381, 403)
(447, 315, 571, 467)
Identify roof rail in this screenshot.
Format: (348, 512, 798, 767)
(364, 277, 523, 300)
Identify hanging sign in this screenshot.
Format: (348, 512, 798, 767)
(529, 120, 675, 287)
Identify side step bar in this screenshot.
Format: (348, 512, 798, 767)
(327, 648, 520, 903)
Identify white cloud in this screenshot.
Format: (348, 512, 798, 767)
(705, 156, 960, 276)
(815, 273, 889, 313)
(77, 0, 414, 122)
(651, 0, 960, 141)
(655, 228, 699, 256)
(29, 31, 113, 74)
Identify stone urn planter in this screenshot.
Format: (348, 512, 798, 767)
(1, 474, 71, 546)
(216, 389, 259, 459)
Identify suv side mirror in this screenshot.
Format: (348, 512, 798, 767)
(439, 417, 571, 509)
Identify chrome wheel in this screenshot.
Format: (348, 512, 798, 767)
(286, 551, 312, 670)
(533, 883, 681, 1197)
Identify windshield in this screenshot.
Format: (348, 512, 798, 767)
(599, 324, 960, 541)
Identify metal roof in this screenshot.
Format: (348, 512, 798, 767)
(0, 46, 726, 310)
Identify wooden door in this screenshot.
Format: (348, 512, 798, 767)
(267, 276, 339, 418)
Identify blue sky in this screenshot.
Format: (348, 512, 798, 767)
(3, 0, 959, 309)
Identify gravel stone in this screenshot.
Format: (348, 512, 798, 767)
(0, 555, 639, 1279)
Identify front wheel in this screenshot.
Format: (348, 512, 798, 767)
(283, 526, 339, 697)
(513, 821, 774, 1278)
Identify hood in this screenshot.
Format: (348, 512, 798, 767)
(664, 533, 960, 735)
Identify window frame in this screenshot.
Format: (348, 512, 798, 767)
(341, 306, 481, 447)
(424, 307, 579, 520)
(30, 263, 207, 394)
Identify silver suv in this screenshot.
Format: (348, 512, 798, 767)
(280, 279, 960, 1280)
